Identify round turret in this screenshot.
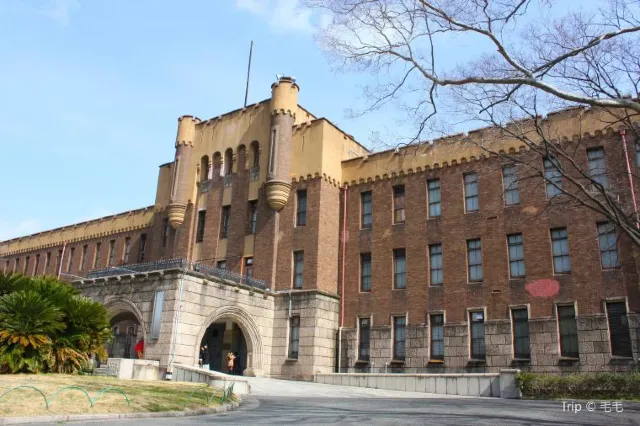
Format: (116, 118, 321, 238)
(168, 115, 200, 229)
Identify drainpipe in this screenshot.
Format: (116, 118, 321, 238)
(56, 241, 67, 280)
(338, 184, 348, 373)
(620, 129, 640, 229)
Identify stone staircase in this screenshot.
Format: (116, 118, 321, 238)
(93, 364, 116, 377)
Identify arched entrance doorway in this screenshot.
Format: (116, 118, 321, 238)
(199, 320, 247, 375)
(195, 306, 265, 377)
(109, 311, 142, 359)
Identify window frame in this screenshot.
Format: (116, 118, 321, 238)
(507, 233, 526, 279)
(94, 243, 101, 268)
(220, 206, 231, 239)
(429, 243, 443, 286)
(502, 164, 520, 206)
(248, 200, 258, 234)
(123, 237, 131, 264)
(296, 189, 307, 227)
(511, 307, 531, 360)
(551, 227, 571, 274)
(393, 185, 406, 224)
(108, 240, 116, 267)
(67, 247, 75, 273)
(288, 315, 300, 360)
(467, 239, 483, 282)
(429, 313, 445, 361)
(393, 248, 407, 289)
(597, 222, 620, 269)
(138, 234, 147, 262)
(427, 179, 441, 218)
(360, 252, 372, 292)
(587, 147, 609, 189)
(361, 191, 373, 229)
(469, 309, 486, 360)
(464, 172, 479, 213)
(358, 317, 371, 362)
(557, 303, 579, 358)
(243, 257, 254, 278)
(293, 250, 304, 289)
(544, 156, 563, 198)
(80, 244, 88, 271)
(392, 315, 407, 361)
(605, 300, 632, 358)
(196, 210, 206, 243)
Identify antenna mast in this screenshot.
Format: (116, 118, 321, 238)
(244, 40, 254, 108)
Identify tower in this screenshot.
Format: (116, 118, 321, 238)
(265, 76, 299, 211)
(167, 115, 200, 229)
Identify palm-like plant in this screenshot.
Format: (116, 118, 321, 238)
(0, 272, 30, 296)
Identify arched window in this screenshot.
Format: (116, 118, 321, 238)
(237, 144, 247, 173)
(223, 148, 233, 176)
(212, 152, 222, 178)
(250, 141, 260, 169)
(200, 155, 210, 181)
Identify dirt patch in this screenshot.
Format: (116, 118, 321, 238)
(0, 374, 228, 417)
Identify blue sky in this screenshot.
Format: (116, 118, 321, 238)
(0, 0, 600, 241)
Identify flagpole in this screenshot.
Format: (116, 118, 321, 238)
(244, 40, 254, 108)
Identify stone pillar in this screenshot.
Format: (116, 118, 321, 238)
(499, 369, 521, 399)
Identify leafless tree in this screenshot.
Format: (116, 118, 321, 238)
(305, 0, 640, 246)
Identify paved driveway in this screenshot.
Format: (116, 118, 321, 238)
(77, 377, 640, 425)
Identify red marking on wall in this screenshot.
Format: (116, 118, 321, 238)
(525, 279, 560, 298)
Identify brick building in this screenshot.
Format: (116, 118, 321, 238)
(1, 76, 638, 377)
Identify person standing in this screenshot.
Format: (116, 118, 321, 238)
(226, 352, 236, 375)
(135, 338, 144, 359)
(201, 345, 210, 370)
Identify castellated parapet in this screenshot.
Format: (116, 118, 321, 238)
(265, 76, 299, 211)
(168, 115, 201, 229)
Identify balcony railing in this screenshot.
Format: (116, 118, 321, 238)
(86, 258, 269, 291)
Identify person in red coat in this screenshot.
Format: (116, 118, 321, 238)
(135, 338, 144, 359)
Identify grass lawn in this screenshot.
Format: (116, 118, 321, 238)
(0, 374, 230, 417)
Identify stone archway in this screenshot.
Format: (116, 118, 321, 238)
(103, 298, 147, 359)
(194, 306, 264, 377)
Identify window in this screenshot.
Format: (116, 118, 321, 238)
(470, 311, 486, 359)
(296, 190, 307, 226)
(467, 239, 483, 282)
(45, 252, 51, 273)
(587, 147, 609, 189)
(220, 206, 230, 239)
(507, 234, 525, 278)
(248, 201, 258, 234)
(14, 258, 19, 274)
(393, 248, 407, 289)
(464, 173, 479, 212)
(162, 218, 169, 248)
(34, 254, 40, 276)
(251, 141, 260, 168)
(597, 222, 620, 269)
(429, 244, 443, 286)
(361, 191, 372, 228)
(293, 251, 304, 289)
(269, 129, 276, 174)
(393, 185, 405, 223)
(427, 179, 441, 217)
(123, 237, 131, 263)
(358, 318, 371, 361)
(94, 243, 101, 268)
(56, 250, 62, 273)
(502, 165, 520, 205)
(67, 248, 75, 272)
(196, 210, 206, 243)
(558, 305, 579, 358)
(108, 240, 116, 266)
(24, 256, 30, 275)
(244, 257, 253, 278)
(288, 316, 300, 359)
(138, 234, 147, 262)
(512, 308, 530, 359)
(80, 245, 88, 271)
(360, 253, 372, 292)
(430, 314, 444, 361)
(393, 316, 406, 361)
(216, 260, 227, 269)
(606, 302, 632, 357)
(544, 156, 563, 198)
(551, 228, 571, 274)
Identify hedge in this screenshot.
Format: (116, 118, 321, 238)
(517, 372, 640, 400)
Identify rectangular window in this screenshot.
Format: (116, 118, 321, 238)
(587, 147, 609, 189)
(470, 311, 486, 359)
(427, 179, 441, 217)
(606, 302, 632, 357)
(551, 228, 571, 274)
(220, 207, 230, 239)
(80, 245, 88, 271)
(360, 253, 372, 292)
(502, 165, 520, 205)
(108, 240, 116, 266)
(24, 256, 30, 275)
(244, 257, 253, 278)
(597, 222, 620, 269)
(14, 258, 19, 274)
(558, 305, 579, 358)
(94, 243, 101, 268)
(162, 218, 169, 248)
(544, 156, 563, 198)
(56, 250, 62, 273)
(464, 173, 479, 212)
(248, 201, 258, 234)
(430, 314, 444, 361)
(393, 248, 407, 289)
(296, 190, 307, 226)
(67, 247, 75, 272)
(196, 210, 206, 243)
(512, 308, 531, 359)
(293, 251, 304, 289)
(138, 234, 147, 262)
(34, 254, 40, 276)
(358, 317, 371, 362)
(467, 239, 483, 282)
(123, 237, 131, 263)
(45, 252, 51, 273)
(393, 185, 405, 224)
(288, 316, 300, 359)
(361, 191, 372, 228)
(507, 234, 526, 278)
(216, 260, 226, 269)
(429, 244, 443, 286)
(393, 316, 406, 361)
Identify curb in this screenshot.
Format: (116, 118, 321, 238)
(0, 398, 241, 425)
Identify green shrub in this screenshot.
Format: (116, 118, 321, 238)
(517, 372, 640, 400)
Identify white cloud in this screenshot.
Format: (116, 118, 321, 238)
(234, 0, 316, 34)
(37, 0, 79, 26)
